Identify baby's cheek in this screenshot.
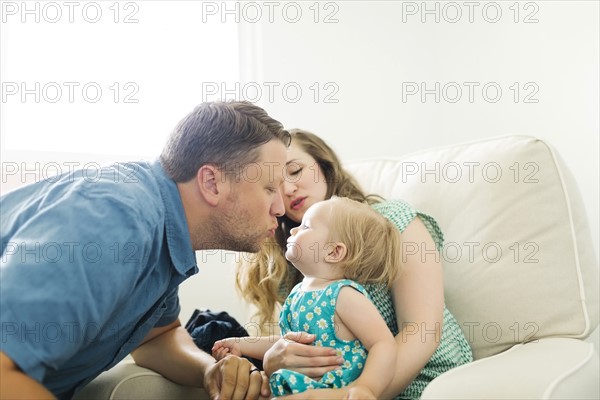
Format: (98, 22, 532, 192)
(285, 243, 301, 262)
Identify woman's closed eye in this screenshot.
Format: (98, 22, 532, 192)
(288, 167, 303, 176)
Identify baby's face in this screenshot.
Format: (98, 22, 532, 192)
(285, 200, 333, 268)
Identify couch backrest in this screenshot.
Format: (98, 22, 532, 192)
(344, 135, 599, 360)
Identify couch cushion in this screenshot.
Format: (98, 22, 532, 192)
(345, 135, 599, 359)
(73, 359, 208, 400)
(420, 338, 599, 399)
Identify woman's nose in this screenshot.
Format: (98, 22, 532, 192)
(283, 180, 297, 196)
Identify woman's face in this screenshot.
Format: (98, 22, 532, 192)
(283, 142, 328, 223)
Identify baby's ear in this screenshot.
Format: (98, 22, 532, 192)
(324, 242, 347, 263)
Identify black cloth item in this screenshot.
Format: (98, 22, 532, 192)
(184, 309, 263, 370)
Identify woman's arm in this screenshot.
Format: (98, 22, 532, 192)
(335, 287, 397, 399)
(380, 216, 445, 398)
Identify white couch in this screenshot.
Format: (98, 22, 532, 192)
(75, 135, 599, 399)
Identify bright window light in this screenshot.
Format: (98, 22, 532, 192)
(1, 1, 239, 157)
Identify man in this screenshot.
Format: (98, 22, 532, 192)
(0, 101, 290, 399)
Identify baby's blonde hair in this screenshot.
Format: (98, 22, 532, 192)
(326, 197, 400, 287)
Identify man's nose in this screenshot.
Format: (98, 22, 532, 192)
(272, 187, 285, 217)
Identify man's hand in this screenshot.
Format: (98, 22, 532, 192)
(204, 355, 269, 400)
(133, 322, 269, 399)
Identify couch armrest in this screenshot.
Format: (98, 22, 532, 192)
(73, 358, 208, 400)
(421, 338, 599, 399)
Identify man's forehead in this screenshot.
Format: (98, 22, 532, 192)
(255, 141, 287, 180)
(235, 160, 283, 183)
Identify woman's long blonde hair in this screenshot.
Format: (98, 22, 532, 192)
(235, 129, 382, 329)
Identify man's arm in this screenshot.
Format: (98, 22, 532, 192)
(0, 351, 55, 400)
(131, 319, 268, 400)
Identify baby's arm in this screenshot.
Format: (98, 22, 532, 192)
(336, 287, 397, 399)
(212, 336, 280, 361)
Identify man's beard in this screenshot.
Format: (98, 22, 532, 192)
(191, 199, 262, 253)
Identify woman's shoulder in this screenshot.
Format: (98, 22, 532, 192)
(372, 199, 444, 248)
(371, 199, 419, 233)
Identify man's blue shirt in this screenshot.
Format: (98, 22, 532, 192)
(0, 160, 198, 399)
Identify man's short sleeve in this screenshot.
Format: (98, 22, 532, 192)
(0, 171, 159, 383)
(156, 288, 181, 327)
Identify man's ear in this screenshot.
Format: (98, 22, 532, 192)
(196, 165, 225, 206)
(324, 242, 347, 263)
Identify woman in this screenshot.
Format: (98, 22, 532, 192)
(236, 129, 473, 399)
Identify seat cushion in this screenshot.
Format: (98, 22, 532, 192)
(73, 359, 208, 400)
(345, 135, 599, 359)
(420, 338, 599, 399)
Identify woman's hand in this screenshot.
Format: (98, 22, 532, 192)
(263, 332, 343, 378)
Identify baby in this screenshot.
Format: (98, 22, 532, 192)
(213, 197, 402, 398)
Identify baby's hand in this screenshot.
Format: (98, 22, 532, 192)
(211, 338, 242, 360)
(211, 341, 230, 361)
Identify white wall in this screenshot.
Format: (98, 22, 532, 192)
(184, 0, 599, 327)
(2, 1, 598, 328)
(235, 0, 599, 261)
